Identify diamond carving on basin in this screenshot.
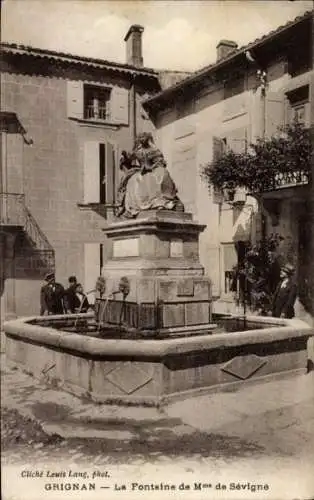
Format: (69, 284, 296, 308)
(221, 354, 267, 380)
(106, 362, 153, 394)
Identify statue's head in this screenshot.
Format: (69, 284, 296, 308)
(119, 150, 132, 170)
(135, 132, 153, 149)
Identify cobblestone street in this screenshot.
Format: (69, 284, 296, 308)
(2, 351, 314, 498)
(2, 404, 265, 467)
(1, 327, 314, 499)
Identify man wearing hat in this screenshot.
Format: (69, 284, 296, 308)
(40, 272, 65, 315)
(64, 275, 78, 313)
(272, 263, 297, 319)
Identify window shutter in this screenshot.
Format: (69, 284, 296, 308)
(115, 144, 122, 197)
(227, 128, 247, 153)
(111, 87, 129, 124)
(212, 137, 225, 203)
(223, 243, 237, 272)
(67, 81, 83, 119)
(105, 142, 115, 204)
(265, 91, 284, 138)
(213, 136, 224, 159)
(84, 243, 101, 304)
(83, 142, 100, 203)
(206, 246, 221, 297)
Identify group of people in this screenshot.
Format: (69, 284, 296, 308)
(40, 273, 90, 316)
(40, 261, 297, 319)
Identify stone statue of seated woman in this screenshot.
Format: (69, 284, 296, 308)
(116, 133, 184, 219)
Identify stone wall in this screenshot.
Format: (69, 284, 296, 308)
(153, 56, 313, 315)
(1, 67, 156, 318)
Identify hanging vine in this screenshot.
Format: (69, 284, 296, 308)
(201, 121, 311, 194)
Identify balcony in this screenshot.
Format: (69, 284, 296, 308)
(259, 170, 310, 205)
(0, 192, 55, 268)
(84, 104, 111, 122)
(273, 170, 309, 189)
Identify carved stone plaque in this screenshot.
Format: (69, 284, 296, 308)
(170, 239, 183, 257)
(113, 238, 139, 258)
(221, 354, 266, 380)
(106, 363, 153, 394)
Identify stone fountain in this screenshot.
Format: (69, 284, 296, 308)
(96, 210, 213, 337)
(3, 133, 314, 406)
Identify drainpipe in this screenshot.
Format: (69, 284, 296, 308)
(257, 69, 268, 242)
(260, 81, 266, 140)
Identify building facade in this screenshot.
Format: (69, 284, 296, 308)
(0, 25, 163, 323)
(144, 11, 314, 321)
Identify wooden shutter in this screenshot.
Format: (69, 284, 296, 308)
(227, 127, 247, 153)
(105, 142, 115, 204)
(115, 144, 122, 201)
(67, 81, 83, 119)
(223, 243, 237, 272)
(213, 136, 224, 159)
(84, 243, 101, 304)
(111, 87, 129, 124)
(265, 91, 284, 138)
(212, 137, 225, 203)
(206, 246, 221, 297)
(83, 142, 100, 203)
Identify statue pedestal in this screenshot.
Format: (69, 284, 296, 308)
(98, 210, 213, 335)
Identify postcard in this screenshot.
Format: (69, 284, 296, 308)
(1, 1, 314, 499)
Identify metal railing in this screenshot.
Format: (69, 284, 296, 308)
(1, 192, 55, 267)
(84, 104, 110, 121)
(273, 170, 309, 189)
(23, 203, 53, 252)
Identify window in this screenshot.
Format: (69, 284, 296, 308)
(83, 141, 116, 206)
(287, 85, 310, 127)
(224, 75, 245, 100)
(84, 85, 111, 121)
(292, 104, 306, 125)
(222, 243, 237, 295)
(67, 81, 129, 125)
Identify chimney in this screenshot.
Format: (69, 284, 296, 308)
(216, 40, 238, 62)
(124, 24, 144, 67)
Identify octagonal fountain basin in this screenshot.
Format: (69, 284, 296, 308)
(3, 313, 314, 407)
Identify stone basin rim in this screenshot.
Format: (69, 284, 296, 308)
(3, 314, 314, 359)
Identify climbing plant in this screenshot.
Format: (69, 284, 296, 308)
(201, 121, 311, 194)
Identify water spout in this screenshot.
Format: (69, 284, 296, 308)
(74, 288, 97, 330)
(97, 290, 120, 332)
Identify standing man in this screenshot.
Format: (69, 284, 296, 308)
(64, 275, 77, 313)
(40, 272, 65, 315)
(272, 263, 297, 319)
